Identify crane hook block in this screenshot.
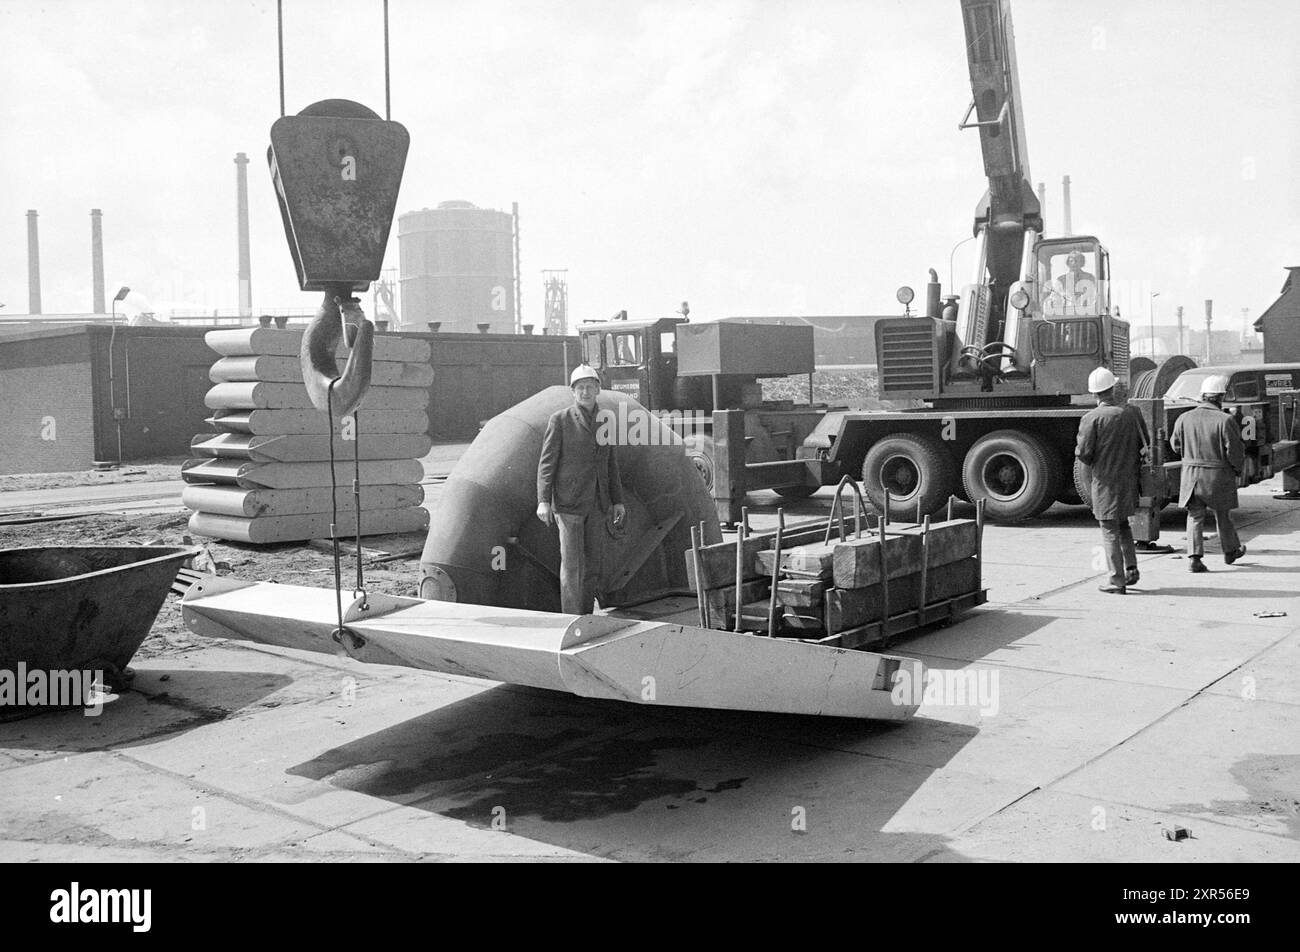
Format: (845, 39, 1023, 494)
(268, 99, 410, 292)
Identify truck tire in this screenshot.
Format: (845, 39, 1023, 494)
(683, 435, 715, 493)
(961, 429, 1056, 523)
(774, 484, 818, 498)
(861, 433, 956, 521)
(1032, 448, 1066, 516)
(1072, 458, 1093, 511)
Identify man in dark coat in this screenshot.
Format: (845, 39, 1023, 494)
(1170, 374, 1246, 572)
(537, 365, 625, 613)
(1076, 367, 1146, 594)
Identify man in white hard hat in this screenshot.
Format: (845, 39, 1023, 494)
(1170, 374, 1246, 572)
(1076, 366, 1146, 593)
(536, 365, 626, 613)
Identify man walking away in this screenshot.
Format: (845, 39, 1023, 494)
(1076, 367, 1145, 594)
(537, 364, 626, 613)
(1170, 374, 1246, 572)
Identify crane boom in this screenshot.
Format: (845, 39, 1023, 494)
(960, 0, 1042, 288)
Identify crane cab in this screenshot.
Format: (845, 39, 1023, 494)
(1006, 236, 1129, 396)
(578, 315, 690, 411)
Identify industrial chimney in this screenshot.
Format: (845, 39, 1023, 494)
(91, 209, 106, 313)
(235, 152, 252, 317)
(1062, 175, 1073, 236)
(26, 209, 42, 314)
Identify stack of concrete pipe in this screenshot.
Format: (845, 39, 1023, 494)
(183, 326, 433, 544)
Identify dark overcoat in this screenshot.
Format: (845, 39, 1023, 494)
(1169, 403, 1244, 510)
(537, 404, 623, 516)
(1075, 401, 1145, 520)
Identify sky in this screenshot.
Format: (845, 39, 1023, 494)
(2, 0, 1297, 337)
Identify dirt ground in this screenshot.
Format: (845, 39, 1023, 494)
(3, 508, 430, 663)
(0, 461, 184, 494)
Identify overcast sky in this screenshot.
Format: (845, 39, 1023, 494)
(2, 0, 1297, 335)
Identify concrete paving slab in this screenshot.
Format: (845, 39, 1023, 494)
(361, 698, 1034, 862)
(122, 674, 498, 828)
(893, 662, 1189, 789)
(334, 807, 609, 861)
(0, 752, 328, 856)
(937, 789, 1300, 863)
(1030, 561, 1300, 630)
(1056, 692, 1300, 840)
(1202, 631, 1300, 707)
(980, 563, 1087, 603)
(631, 661, 1186, 791)
(0, 690, 221, 766)
(898, 604, 1287, 691)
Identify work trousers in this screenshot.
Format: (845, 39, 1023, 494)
(1186, 497, 1240, 559)
(1098, 519, 1137, 585)
(555, 510, 604, 614)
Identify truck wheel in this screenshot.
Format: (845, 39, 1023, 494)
(774, 484, 817, 498)
(683, 435, 715, 493)
(1057, 468, 1083, 506)
(961, 430, 1055, 523)
(1072, 459, 1093, 511)
(861, 433, 956, 521)
(1032, 448, 1066, 516)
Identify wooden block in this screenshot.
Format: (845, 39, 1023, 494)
(738, 598, 776, 629)
(684, 520, 831, 591)
(831, 532, 923, 588)
(704, 580, 770, 627)
(776, 578, 826, 610)
(893, 519, 979, 569)
(825, 558, 980, 633)
(756, 542, 838, 579)
(830, 519, 979, 589)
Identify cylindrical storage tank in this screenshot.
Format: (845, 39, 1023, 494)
(398, 201, 515, 333)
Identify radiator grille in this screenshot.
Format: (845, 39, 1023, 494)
(879, 323, 936, 393)
(1112, 322, 1130, 378)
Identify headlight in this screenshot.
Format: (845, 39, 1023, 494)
(896, 286, 915, 305)
(1009, 283, 1030, 310)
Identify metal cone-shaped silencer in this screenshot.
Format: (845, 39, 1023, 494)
(268, 99, 410, 292)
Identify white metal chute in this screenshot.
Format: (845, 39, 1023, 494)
(181, 579, 922, 721)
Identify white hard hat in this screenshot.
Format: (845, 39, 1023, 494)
(1200, 374, 1230, 396)
(570, 364, 600, 386)
(1087, 367, 1117, 393)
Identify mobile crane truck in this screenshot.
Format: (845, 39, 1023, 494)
(583, 0, 1149, 529)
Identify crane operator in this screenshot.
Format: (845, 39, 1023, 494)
(1048, 250, 1098, 314)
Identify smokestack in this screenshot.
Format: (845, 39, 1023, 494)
(91, 209, 106, 313)
(1176, 305, 1185, 355)
(26, 210, 42, 314)
(512, 201, 521, 334)
(1062, 175, 1073, 236)
(235, 152, 252, 317)
(1204, 299, 1213, 364)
